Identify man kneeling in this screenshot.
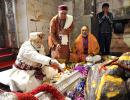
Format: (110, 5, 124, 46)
(0, 32, 63, 92)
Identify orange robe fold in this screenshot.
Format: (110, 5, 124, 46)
(70, 33, 100, 62)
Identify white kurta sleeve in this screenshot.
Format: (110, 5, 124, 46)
(24, 51, 51, 65)
(20, 42, 51, 66)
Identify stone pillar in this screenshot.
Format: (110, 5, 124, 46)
(4, 0, 18, 48)
(0, 0, 5, 47)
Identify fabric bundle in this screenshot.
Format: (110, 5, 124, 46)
(85, 52, 130, 100)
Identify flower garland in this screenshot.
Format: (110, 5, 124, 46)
(14, 83, 65, 100)
(15, 92, 37, 100)
(67, 78, 86, 100)
(74, 65, 89, 77)
(30, 83, 65, 100)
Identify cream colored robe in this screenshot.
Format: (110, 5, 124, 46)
(0, 41, 57, 92)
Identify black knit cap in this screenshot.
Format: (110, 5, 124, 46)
(102, 3, 109, 8)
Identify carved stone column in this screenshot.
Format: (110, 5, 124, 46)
(4, 0, 18, 48)
(0, 0, 5, 47)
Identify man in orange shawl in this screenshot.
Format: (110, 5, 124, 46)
(48, 5, 73, 63)
(70, 26, 100, 62)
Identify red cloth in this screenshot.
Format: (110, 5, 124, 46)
(58, 5, 68, 11)
(15, 92, 38, 100)
(14, 61, 45, 80)
(14, 83, 65, 100)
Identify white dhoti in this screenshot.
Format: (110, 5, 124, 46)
(0, 66, 42, 92)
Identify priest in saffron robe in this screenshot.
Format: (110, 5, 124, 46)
(48, 5, 73, 63)
(70, 26, 100, 62)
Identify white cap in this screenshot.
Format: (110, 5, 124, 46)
(29, 32, 44, 41)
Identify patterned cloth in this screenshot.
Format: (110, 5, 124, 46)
(82, 36, 88, 55)
(117, 52, 130, 71)
(13, 59, 45, 80)
(86, 52, 130, 100)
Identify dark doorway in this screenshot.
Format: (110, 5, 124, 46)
(0, 0, 8, 48)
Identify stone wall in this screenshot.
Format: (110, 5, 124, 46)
(15, 0, 62, 52)
(27, 0, 62, 53)
(70, 0, 92, 46)
(15, 0, 28, 47)
(111, 22, 130, 52)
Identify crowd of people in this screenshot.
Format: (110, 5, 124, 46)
(0, 3, 117, 99)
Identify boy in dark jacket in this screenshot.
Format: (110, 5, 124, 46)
(97, 3, 113, 55)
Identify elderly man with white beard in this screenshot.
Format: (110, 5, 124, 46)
(0, 32, 64, 92)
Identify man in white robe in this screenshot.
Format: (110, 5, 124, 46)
(0, 32, 64, 92)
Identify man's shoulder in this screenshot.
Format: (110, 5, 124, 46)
(21, 41, 31, 47)
(19, 41, 31, 52)
(89, 33, 96, 39)
(108, 12, 113, 15)
(76, 34, 82, 41)
(97, 12, 103, 15)
(51, 15, 58, 21)
(96, 12, 103, 18)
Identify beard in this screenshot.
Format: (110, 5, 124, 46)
(82, 32, 88, 37)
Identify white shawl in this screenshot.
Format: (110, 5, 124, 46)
(64, 14, 73, 29)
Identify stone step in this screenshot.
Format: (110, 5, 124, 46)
(0, 48, 16, 69)
(0, 48, 11, 54)
(0, 53, 16, 63)
(0, 59, 15, 70)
